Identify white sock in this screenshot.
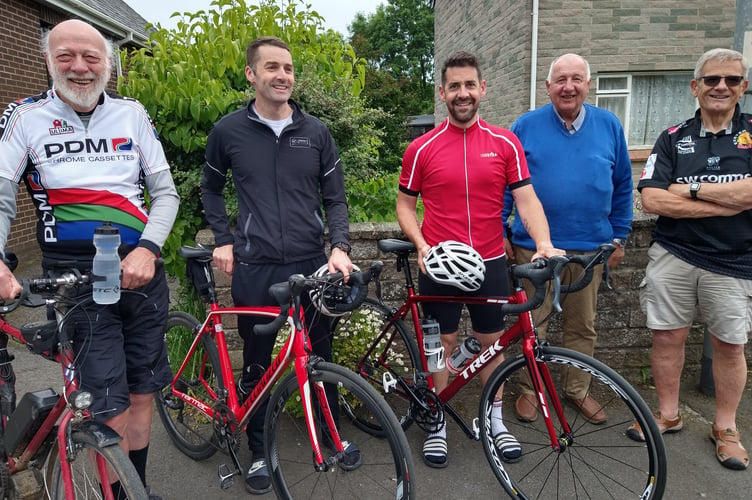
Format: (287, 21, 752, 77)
(491, 399, 508, 435)
(428, 421, 446, 439)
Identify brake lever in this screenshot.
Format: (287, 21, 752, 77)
(549, 256, 568, 313)
(601, 261, 613, 290)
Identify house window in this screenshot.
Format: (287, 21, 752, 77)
(596, 73, 697, 148)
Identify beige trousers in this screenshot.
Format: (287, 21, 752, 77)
(514, 245, 602, 399)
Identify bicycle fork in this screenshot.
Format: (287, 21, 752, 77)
(524, 342, 574, 452)
(297, 359, 342, 471)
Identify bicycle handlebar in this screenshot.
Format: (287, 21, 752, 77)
(0, 269, 95, 315)
(253, 262, 382, 336)
(1, 259, 164, 316)
(503, 243, 616, 316)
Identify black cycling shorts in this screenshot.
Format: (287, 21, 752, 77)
(68, 268, 171, 421)
(419, 256, 510, 334)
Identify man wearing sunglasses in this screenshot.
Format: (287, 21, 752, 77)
(632, 48, 751, 471)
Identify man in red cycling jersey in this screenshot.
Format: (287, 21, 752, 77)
(397, 50, 563, 468)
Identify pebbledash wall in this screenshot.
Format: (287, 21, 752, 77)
(193, 213, 751, 386)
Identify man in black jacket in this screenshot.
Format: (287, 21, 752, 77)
(201, 36, 355, 494)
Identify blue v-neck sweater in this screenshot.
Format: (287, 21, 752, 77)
(503, 103, 633, 251)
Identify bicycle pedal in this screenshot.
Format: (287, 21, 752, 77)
(217, 463, 236, 489)
(382, 372, 397, 393)
(472, 417, 480, 440)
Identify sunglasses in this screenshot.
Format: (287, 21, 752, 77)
(698, 75, 745, 87)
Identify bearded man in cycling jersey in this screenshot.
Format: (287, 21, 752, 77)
(0, 20, 179, 498)
(397, 50, 563, 468)
(201, 36, 356, 494)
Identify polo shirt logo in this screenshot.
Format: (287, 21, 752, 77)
(706, 156, 721, 170)
(676, 136, 695, 155)
(733, 130, 752, 149)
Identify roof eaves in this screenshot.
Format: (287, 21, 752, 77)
(40, 0, 149, 47)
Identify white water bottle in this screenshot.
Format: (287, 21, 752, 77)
(422, 316, 445, 372)
(92, 223, 121, 304)
(447, 337, 481, 374)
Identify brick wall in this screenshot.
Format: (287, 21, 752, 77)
(0, 0, 51, 251)
(194, 216, 751, 384)
(434, 0, 736, 128)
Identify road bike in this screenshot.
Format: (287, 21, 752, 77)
(156, 245, 415, 499)
(331, 239, 667, 499)
(0, 253, 146, 499)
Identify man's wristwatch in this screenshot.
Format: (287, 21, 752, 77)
(612, 238, 627, 249)
(331, 241, 351, 254)
(689, 182, 701, 200)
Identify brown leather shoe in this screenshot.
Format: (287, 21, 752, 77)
(515, 393, 539, 422)
(566, 395, 607, 424)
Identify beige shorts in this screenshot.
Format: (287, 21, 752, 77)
(640, 243, 752, 345)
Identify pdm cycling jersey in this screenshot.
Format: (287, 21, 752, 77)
(0, 88, 171, 262)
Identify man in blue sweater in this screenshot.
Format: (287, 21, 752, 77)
(503, 53, 633, 423)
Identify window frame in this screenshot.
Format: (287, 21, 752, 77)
(595, 72, 698, 149)
(595, 74, 632, 145)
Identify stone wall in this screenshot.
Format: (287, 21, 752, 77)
(194, 214, 749, 384)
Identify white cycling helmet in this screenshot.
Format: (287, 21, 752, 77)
(309, 264, 362, 317)
(423, 241, 486, 292)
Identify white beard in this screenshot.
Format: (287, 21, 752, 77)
(50, 65, 109, 110)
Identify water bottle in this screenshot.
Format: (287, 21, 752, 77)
(447, 336, 482, 374)
(92, 222, 121, 304)
(422, 316, 444, 372)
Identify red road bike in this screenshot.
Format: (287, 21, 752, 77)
(331, 239, 667, 499)
(0, 254, 146, 499)
(156, 245, 415, 499)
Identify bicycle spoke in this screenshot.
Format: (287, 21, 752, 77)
(480, 347, 666, 499)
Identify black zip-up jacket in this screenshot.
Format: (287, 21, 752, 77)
(201, 99, 349, 264)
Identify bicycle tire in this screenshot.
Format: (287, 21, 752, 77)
(48, 431, 147, 499)
(265, 361, 416, 499)
(155, 311, 223, 461)
(479, 346, 667, 499)
(330, 297, 421, 434)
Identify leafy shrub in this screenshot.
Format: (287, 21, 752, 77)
(119, 0, 379, 280)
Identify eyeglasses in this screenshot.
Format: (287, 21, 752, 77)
(698, 75, 745, 87)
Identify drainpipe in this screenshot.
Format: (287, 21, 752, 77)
(529, 0, 540, 111)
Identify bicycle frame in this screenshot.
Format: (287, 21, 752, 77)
(0, 311, 115, 499)
(167, 299, 344, 467)
(367, 246, 586, 450)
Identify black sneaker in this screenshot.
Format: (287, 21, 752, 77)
(244, 458, 271, 495)
(336, 440, 362, 471)
(321, 431, 362, 471)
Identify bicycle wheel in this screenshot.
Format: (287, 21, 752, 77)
(330, 298, 421, 433)
(155, 311, 223, 460)
(479, 346, 667, 499)
(265, 361, 416, 499)
(48, 431, 147, 499)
